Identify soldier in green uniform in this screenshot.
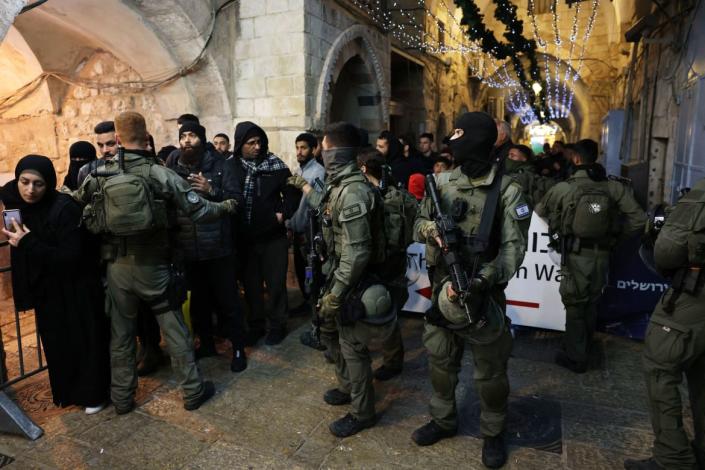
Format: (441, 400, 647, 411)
(74, 112, 238, 413)
(308, 122, 398, 438)
(412, 112, 531, 469)
(624, 178, 705, 470)
(357, 148, 417, 381)
(504, 144, 555, 207)
(535, 139, 644, 373)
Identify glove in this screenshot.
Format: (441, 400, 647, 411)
(420, 223, 440, 242)
(222, 199, 239, 214)
(318, 293, 342, 319)
(469, 276, 488, 294)
(287, 175, 308, 190)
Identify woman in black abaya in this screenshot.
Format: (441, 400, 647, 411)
(0, 155, 109, 413)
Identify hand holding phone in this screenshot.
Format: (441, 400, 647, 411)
(3, 209, 22, 232)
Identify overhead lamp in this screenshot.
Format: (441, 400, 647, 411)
(532, 82, 543, 94)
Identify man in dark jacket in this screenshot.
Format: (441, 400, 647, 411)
(168, 121, 248, 372)
(233, 121, 300, 346)
(377, 131, 427, 189)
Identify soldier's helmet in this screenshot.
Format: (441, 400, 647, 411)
(360, 284, 395, 325)
(438, 280, 472, 326)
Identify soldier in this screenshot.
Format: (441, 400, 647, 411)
(504, 144, 555, 207)
(312, 122, 397, 437)
(624, 178, 705, 470)
(74, 112, 238, 413)
(412, 112, 531, 469)
(536, 139, 644, 373)
(357, 148, 416, 381)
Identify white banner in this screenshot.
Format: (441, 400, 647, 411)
(403, 213, 566, 331)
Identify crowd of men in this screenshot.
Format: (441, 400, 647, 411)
(38, 109, 704, 470)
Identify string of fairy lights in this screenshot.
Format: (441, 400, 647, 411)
(508, 0, 601, 123)
(351, 0, 601, 125)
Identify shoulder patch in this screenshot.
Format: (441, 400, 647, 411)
(187, 191, 200, 204)
(339, 201, 368, 222)
(514, 203, 531, 220)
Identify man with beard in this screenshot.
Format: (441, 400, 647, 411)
(234, 122, 299, 346)
(377, 131, 426, 189)
(76, 121, 118, 187)
(412, 112, 531, 468)
(287, 133, 326, 324)
(213, 133, 232, 159)
(167, 122, 248, 372)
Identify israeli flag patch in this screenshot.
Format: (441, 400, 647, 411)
(515, 203, 530, 219)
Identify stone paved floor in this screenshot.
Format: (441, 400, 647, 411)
(0, 294, 691, 469)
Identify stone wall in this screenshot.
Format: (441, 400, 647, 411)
(0, 51, 169, 180)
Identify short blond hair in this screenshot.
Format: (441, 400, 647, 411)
(115, 111, 148, 145)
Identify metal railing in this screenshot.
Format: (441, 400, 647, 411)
(0, 240, 44, 440)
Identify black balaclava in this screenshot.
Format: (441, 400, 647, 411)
(322, 147, 357, 177)
(448, 112, 498, 178)
(63, 141, 96, 190)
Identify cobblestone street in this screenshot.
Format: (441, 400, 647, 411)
(0, 289, 680, 469)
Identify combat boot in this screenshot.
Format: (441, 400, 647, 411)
(300, 329, 327, 351)
(411, 420, 456, 446)
(324, 388, 351, 406)
(623, 457, 665, 469)
(114, 400, 135, 415)
(373, 365, 402, 381)
(482, 434, 507, 469)
(230, 348, 247, 373)
(184, 381, 216, 411)
(329, 413, 376, 438)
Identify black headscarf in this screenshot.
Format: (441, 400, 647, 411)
(0, 155, 62, 310)
(63, 141, 96, 190)
(448, 112, 498, 178)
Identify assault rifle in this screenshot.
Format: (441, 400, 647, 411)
(425, 175, 484, 326)
(305, 207, 327, 343)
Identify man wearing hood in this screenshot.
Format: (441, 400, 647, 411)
(377, 130, 427, 189)
(167, 121, 247, 372)
(536, 139, 644, 374)
(412, 112, 531, 468)
(233, 121, 299, 346)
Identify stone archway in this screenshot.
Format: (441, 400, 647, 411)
(314, 25, 389, 135)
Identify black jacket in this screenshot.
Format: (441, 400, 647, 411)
(232, 122, 300, 242)
(167, 149, 243, 261)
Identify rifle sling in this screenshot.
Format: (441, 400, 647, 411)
(472, 169, 502, 254)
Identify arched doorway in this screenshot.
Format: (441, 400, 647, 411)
(329, 55, 383, 137)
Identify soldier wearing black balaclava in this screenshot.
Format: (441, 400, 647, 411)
(412, 112, 531, 469)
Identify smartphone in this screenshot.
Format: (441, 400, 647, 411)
(2, 209, 22, 231)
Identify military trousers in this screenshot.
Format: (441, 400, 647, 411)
(336, 318, 399, 421)
(559, 249, 610, 364)
(643, 288, 705, 470)
(106, 258, 205, 408)
(423, 322, 513, 436)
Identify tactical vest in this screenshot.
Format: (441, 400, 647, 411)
(82, 160, 169, 237)
(383, 186, 418, 256)
(435, 175, 514, 266)
(663, 182, 705, 266)
(322, 173, 386, 275)
(560, 178, 617, 241)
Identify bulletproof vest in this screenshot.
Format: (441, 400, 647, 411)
(321, 171, 385, 274)
(658, 180, 705, 267)
(82, 158, 168, 237)
(383, 186, 418, 256)
(436, 174, 511, 266)
(560, 178, 617, 240)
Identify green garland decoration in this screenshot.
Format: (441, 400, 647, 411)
(455, 0, 546, 122)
